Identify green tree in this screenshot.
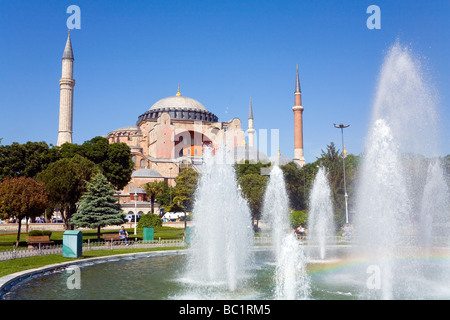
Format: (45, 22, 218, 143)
(137, 213, 163, 228)
(169, 168, 199, 212)
(142, 181, 166, 214)
(238, 173, 268, 228)
(0, 177, 49, 247)
(234, 160, 271, 180)
(289, 210, 308, 228)
(314, 142, 360, 226)
(281, 162, 305, 210)
(71, 173, 125, 240)
(154, 182, 173, 213)
(0, 141, 56, 181)
(58, 137, 134, 190)
(36, 155, 99, 230)
(103, 142, 134, 190)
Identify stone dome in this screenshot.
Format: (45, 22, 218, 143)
(137, 92, 218, 125)
(233, 145, 270, 164)
(149, 95, 208, 112)
(269, 154, 295, 166)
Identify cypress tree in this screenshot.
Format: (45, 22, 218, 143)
(71, 173, 125, 240)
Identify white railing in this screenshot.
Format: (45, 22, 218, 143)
(0, 244, 64, 261)
(0, 239, 187, 261)
(2, 235, 448, 262)
(253, 234, 353, 245)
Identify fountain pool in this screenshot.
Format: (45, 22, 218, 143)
(2, 246, 449, 300)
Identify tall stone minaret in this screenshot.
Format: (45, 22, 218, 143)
(247, 97, 255, 147)
(57, 31, 75, 146)
(293, 65, 305, 166)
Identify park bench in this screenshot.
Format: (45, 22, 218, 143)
(26, 235, 54, 249)
(103, 233, 125, 245)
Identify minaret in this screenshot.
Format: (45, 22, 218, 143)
(57, 31, 75, 146)
(293, 64, 305, 166)
(247, 96, 255, 148)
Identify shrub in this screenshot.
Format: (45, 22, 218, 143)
(289, 210, 308, 228)
(28, 230, 52, 237)
(137, 213, 162, 228)
(42, 230, 52, 237)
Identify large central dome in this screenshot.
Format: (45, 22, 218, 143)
(149, 95, 208, 112)
(136, 87, 218, 125)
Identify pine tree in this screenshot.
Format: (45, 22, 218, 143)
(71, 173, 125, 240)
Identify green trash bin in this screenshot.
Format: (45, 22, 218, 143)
(143, 227, 154, 242)
(63, 230, 83, 258)
(185, 227, 191, 245)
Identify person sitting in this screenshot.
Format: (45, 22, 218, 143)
(343, 223, 353, 240)
(296, 225, 306, 239)
(119, 226, 129, 245)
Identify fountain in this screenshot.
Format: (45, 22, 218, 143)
(420, 159, 449, 250)
(307, 167, 335, 260)
(354, 42, 450, 299)
(262, 165, 310, 300)
(179, 146, 254, 297)
(2, 42, 449, 301)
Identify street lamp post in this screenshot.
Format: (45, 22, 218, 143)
(334, 123, 350, 224)
(169, 167, 173, 205)
(134, 190, 138, 235)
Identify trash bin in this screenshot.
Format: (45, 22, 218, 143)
(143, 227, 154, 242)
(63, 230, 83, 258)
(185, 227, 191, 245)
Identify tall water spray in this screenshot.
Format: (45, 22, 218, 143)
(354, 42, 449, 299)
(420, 159, 450, 250)
(262, 165, 310, 299)
(308, 167, 335, 260)
(184, 146, 254, 294)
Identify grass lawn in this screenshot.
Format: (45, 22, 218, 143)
(0, 246, 186, 278)
(0, 226, 185, 251)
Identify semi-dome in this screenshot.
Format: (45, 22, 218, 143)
(111, 126, 141, 133)
(150, 95, 208, 112)
(131, 168, 163, 178)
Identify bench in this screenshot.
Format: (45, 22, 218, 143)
(26, 235, 54, 249)
(103, 233, 126, 245)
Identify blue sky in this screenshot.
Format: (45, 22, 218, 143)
(1, 0, 449, 162)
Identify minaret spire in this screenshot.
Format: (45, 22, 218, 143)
(292, 64, 305, 167)
(62, 30, 74, 60)
(57, 31, 76, 146)
(247, 96, 255, 148)
(295, 64, 301, 93)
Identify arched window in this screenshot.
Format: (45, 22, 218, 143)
(129, 183, 134, 193)
(131, 155, 136, 165)
(140, 159, 146, 168)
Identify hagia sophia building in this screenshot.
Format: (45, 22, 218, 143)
(56, 32, 305, 216)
